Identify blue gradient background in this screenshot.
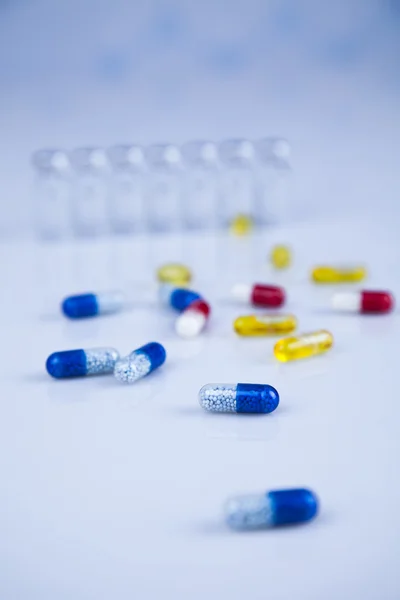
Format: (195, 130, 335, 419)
(0, 0, 399, 234)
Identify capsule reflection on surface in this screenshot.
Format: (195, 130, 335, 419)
(234, 314, 297, 336)
(274, 330, 333, 362)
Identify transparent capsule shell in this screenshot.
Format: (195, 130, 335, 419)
(312, 265, 366, 284)
(46, 347, 119, 378)
(61, 291, 125, 319)
(234, 314, 297, 336)
(225, 488, 318, 530)
(199, 383, 279, 414)
(114, 342, 166, 384)
(274, 330, 333, 362)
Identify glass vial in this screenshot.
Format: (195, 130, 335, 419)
(70, 147, 110, 237)
(107, 145, 145, 234)
(254, 138, 292, 225)
(145, 144, 182, 232)
(181, 141, 219, 230)
(31, 149, 72, 240)
(218, 139, 256, 228)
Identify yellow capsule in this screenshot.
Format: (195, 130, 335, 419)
(157, 263, 192, 285)
(230, 214, 253, 236)
(311, 265, 366, 284)
(274, 330, 333, 362)
(270, 245, 291, 269)
(234, 314, 297, 336)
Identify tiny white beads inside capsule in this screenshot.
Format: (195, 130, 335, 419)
(225, 494, 273, 530)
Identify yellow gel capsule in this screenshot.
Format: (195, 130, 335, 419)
(274, 330, 333, 362)
(270, 245, 291, 269)
(230, 214, 253, 236)
(157, 263, 192, 285)
(234, 314, 297, 336)
(311, 265, 366, 284)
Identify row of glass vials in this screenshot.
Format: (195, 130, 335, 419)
(32, 137, 291, 240)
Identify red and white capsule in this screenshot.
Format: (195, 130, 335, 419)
(231, 283, 285, 308)
(331, 290, 394, 314)
(175, 299, 211, 338)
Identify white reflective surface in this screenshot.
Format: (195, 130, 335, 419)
(0, 215, 399, 599)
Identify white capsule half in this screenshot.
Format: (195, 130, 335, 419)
(176, 310, 206, 338)
(331, 292, 361, 312)
(231, 283, 252, 303)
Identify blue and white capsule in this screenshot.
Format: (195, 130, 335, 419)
(46, 347, 119, 378)
(225, 488, 319, 530)
(159, 284, 201, 312)
(114, 342, 166, 383)
(61, 291, 125, 319)
(199, 383, 279, 414)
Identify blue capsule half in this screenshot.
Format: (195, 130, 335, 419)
(159, 284, 201, 312)
(225, 488, 319, 530)
(61, 291, 124, 319)
(199, 383, 279, 414)
(114, 342, 167, 383)
(46, 347, 119, 378)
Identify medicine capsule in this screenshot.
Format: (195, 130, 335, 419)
(46, 347, 119, 378)
(311, 265, 366, 284)
(270, 245, 291, 269)
(114, 342, 166, 383)
(234, 314, 297, 336)
(175, 299, 211, 338)
(61, 291, 125, 319)
(230, 214, 253, 236)
(199, 383, 279, 414)
(332, 290, 394, 314)
(231, 283, 285, 308)
(157, 263, 192, 285)
(225, 488, 319, 530)
(274, 330, 333, 362)
(159, 284, 202, 312)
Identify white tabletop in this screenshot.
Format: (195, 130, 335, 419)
(1, 215, 399, 599)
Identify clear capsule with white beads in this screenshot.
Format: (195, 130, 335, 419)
(114, 342, 166, 384)
(225, 488, 319, 530)
(61, 291, 125, 319)
(199, 383, 279, 414)
(46, 347, 119, 378)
